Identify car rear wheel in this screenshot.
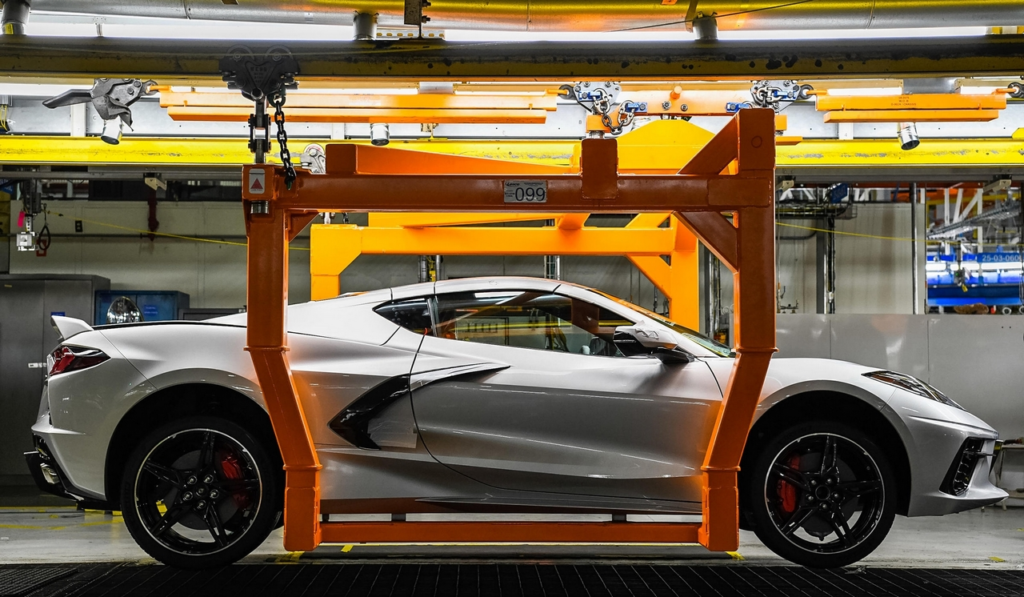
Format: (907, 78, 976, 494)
(747, 420, 896, 568)
(120, 416, 280, 569)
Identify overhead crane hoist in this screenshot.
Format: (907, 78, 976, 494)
(223, 49, 778, 553)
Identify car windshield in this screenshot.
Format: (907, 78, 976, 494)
(591, 289, 734, 358)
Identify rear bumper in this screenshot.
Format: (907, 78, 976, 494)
(24, 438, 74, 500)
(25, 436, 113, 510)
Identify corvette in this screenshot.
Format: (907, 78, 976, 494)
(26, 276, 1004, 568)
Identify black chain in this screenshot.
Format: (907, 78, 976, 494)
(271, 92, 296, 190)
(600, 109, 634, 136)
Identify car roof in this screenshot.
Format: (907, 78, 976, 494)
(432, 276, 561, 293)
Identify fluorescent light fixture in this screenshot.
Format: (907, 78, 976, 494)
(455, 88, 548, 96)
(166, 86, 417, 96)
(27, 14, 357, 41)
(290, 87, 418, 95)
(26, 13, 987, 42)
(445, 26, 986, 43)
(959, 86, 1002, 95)
(169, 86, 229, 93)
(981, 261, 1022, 271)
(0, 83, 90, 97)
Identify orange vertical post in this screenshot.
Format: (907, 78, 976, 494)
(244, 201, 322, 551)
(681, 109, 778, 551)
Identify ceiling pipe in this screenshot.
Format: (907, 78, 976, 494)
(353, 12, 377, 41)
(2, 0, 30, 35)
(27, 0, 1024, 32)
(692, 15, 718, 42)
(4, 35, 1024, 80)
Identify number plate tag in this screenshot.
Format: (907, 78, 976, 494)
(503, 180, 548, 204)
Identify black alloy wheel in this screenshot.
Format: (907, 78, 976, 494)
(121, 416, 280, 569)
(748, 420, 896, 568)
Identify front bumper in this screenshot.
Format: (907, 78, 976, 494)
(905, 420, 1006, 516)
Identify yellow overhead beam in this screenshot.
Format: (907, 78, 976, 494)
(0, 137, 577, 168)
(4, 125, 1024, 169)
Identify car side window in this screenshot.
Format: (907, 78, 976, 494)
(374, 297, 433, 335)
(433, 291, 630, 356)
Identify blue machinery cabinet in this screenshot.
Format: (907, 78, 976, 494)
(927, 252, 1023, 307)
(94, 290, 190, 325)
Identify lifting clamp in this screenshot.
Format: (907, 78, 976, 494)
(42, 77, 157, 144)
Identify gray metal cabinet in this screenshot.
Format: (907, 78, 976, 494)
(0, 275, 109, 481)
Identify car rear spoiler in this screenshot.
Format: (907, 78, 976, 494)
(51, 315, 93, 341)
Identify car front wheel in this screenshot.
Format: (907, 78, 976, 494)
(747, 420, 897, 568)
(120, 416, 280, 569)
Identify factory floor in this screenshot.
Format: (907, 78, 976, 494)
(0, 487, 1022, 596)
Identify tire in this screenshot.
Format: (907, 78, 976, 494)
(120, 416, 280, 569)
(747, 419, 896, 568)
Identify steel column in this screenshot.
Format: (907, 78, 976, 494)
(911, 182, 920, 314)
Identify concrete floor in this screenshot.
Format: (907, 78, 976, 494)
(0, 487, 1021, 569)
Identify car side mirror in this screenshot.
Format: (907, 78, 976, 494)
(613, 324, 693, 364)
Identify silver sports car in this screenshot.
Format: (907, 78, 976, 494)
(27, 276, 1005, 569)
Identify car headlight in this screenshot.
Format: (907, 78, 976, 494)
(863, 370, 963, 410)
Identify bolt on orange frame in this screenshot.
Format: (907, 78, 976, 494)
(240, 108, 777, 553)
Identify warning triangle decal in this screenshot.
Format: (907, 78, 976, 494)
(250, 179, 263, 191)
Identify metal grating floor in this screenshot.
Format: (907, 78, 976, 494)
(35, 564, 1024, 597)
(0, 567, 78, 597)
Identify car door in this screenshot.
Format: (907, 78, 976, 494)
(409, 286, 723, 506)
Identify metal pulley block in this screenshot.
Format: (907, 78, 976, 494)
(219, 47, 301, 184)
(750, 80, 813, 111)
(219, 46, 299, 104)
(559, 82, 622, 115)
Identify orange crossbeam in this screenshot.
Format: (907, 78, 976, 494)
(320, 522, 700, 544)
(823, 109, 1000, 123)
(158, 90, 559, 110)
(816, 92, 1007, 111)
(242, 108, 777, 554)
(310, 213, 701, 327)
(169, 106, 550, 124)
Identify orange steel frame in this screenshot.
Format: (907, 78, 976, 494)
(240, 108, 777, 552)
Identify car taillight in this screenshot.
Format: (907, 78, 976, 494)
(47, 346, 109, 376)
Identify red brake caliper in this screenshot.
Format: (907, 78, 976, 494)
(217, 449, 252, 509)
(777, 454, 801, 514)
